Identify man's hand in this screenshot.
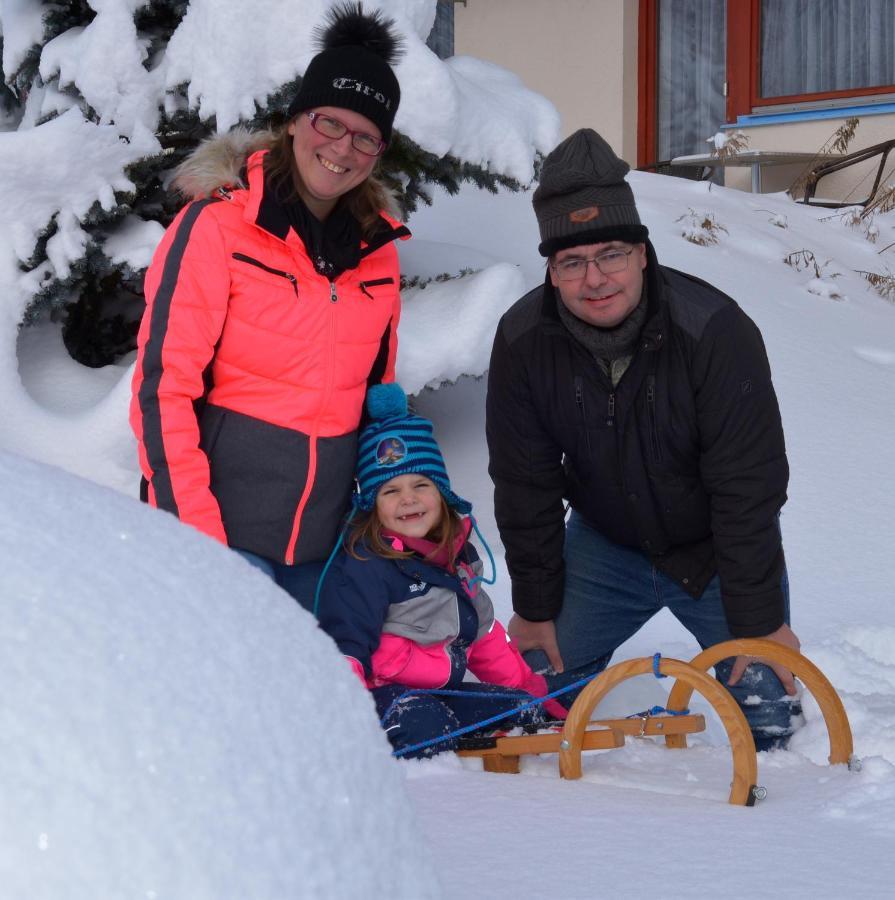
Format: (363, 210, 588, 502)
(507, 614, 565, 674)
(727, 623, 801, 696)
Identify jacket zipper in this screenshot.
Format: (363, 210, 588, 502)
(606, 391, 616, 427)
(646, 375, 662, 462)
(329, 281, 338, 303)
(574, 376, 592, 452)
(285, 289, 338, 563)
(232, 252, 298, 296)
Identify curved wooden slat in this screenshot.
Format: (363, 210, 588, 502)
(559, 657, 758, 805)
(664, 639, 853, 765)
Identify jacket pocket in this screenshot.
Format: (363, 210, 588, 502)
(359, 276, 395, 299)
(232, 252, 298, 296)
(371, 634, 449, 688)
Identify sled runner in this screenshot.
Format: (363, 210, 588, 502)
(457, 640, 856, 805)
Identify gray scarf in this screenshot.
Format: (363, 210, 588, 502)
(556, 284, 648, 385)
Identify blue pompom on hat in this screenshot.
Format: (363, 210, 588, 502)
(355, 383, 472, 514)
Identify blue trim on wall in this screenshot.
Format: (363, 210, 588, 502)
(724, 101, 895, 129)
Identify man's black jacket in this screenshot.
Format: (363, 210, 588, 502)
(486, 242, 788, 638)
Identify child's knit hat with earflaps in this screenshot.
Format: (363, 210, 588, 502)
(355, 383, 472, 514)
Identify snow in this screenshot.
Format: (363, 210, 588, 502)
(398, 263, 525, 394)
(0, 450, 440, 899)
(0, 0, 44, 79)
(2, 1, 895, 895)
(4, 169, 895, 896)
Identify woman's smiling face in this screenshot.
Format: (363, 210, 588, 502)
(288, 106, 381, 219)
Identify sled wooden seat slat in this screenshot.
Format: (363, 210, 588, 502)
(457, 726, 624, 773)
(456, 715, 705, 774)
(595, 713, 706, 737)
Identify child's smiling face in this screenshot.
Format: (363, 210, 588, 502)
(376, 474, 443, 539)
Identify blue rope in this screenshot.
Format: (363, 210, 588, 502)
(625, 705, 691, 719)
(387, 675, 594, 758)
(387, 651, 693, 758)
(466, 515, 497, 589)
(312, 498, 358, 618)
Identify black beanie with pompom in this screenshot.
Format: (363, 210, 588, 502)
(288, 2, 403, 143)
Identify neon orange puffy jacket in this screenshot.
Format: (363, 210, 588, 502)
(130, 141, 409, 564)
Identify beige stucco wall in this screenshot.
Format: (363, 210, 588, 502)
(723, 113, 895, 199)
(454, 0, 639, 163)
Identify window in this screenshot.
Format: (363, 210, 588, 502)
(656, 0, 726, 160)
(638, 0, 895, 164)
(759, 0, 895, 101)
(727, 0, 895, 117)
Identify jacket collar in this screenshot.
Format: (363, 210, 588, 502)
(242, 149, 411, 251)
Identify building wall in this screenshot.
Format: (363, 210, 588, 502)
(454, 0, 639, 163)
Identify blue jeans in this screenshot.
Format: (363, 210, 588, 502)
(235, 549, 324, 614)
(373, 683, 550, 759)
(525, 512, 801, 751)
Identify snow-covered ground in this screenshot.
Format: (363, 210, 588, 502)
(4, 168, 895, 897)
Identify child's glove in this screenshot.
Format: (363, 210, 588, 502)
(522, 671, 568, 721)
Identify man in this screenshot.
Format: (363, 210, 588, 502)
(486, 129, 801, 750)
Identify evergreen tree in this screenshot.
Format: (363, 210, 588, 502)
(0, 1, 527, 367)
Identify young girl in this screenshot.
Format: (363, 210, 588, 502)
(316, 383, 567, 758)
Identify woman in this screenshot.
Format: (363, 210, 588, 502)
(130, 3, 407, 609)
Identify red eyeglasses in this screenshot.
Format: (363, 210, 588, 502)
(306, 111, 386, 157)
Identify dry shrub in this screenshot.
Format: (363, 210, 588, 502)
(708, 130, 749, 162)
(677, 209, 728, 245)
(856, 269, 895, 302)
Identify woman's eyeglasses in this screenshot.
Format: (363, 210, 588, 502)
(306, 112, 386, 157)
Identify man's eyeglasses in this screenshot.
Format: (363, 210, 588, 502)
(306, 111, 386, 157)
(551, 247, 634, 281)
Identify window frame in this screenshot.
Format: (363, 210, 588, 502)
(727, 0, 895, 119)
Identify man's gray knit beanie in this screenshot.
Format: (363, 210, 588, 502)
(533, 128, 648, 257)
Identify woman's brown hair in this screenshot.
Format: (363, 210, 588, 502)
(264, 120, 397, 239)
(346, 493, 466, 566)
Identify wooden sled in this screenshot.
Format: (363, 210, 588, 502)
(458, 641, 856, 806)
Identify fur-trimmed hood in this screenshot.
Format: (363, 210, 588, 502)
(172, 128, 272, 200)
(170, 127, 400, 222)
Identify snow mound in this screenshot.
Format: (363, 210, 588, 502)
(0, 451, 440, 900)
(397, 262, 526, 392)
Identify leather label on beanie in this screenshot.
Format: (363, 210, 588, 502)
(569, 206, 600, 223)
(332, 77, 393, 109)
